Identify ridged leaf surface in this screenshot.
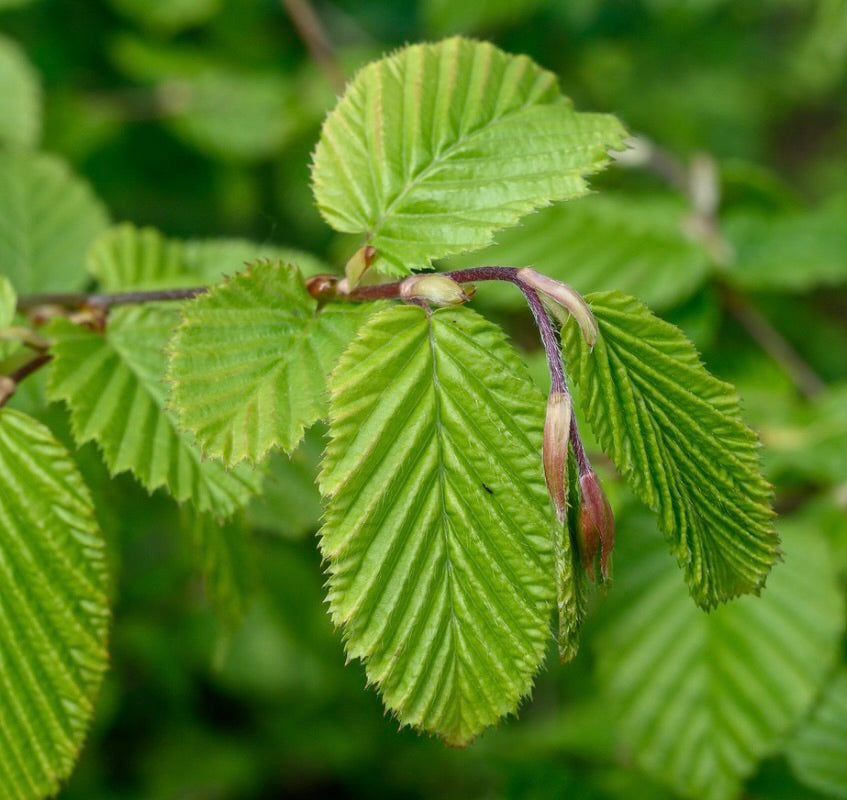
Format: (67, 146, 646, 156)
(0, 409, 109, 799)
(168, 262, 373, 464)
(787, 668, 847, 798)
(594, 509, 843, 800)
(562, 292, 778, 607)
(46, 306, 260, 516)
(320, 304, 554, 745)
(445, 193, 712, 310)
(312, 37, 626, 275)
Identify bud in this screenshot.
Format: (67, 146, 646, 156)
(542, 391, 572, 522)
(344, 244, 377, 289)
(400, 275, 472, 307)
(578, 470, 615, 581)
(516, 268, 598, 349)
(0, 375, 15, 406)
(305, 274, 339, 301)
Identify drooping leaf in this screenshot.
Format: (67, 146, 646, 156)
(185, 510, 255, 628)
(0, 408, 110, 799)
(723, 194, 847, 291)
(787, 668, 847, 798)
(87, 222, 328, 292)
(561, 292, 778, 608)
(320, 304, 554, 745)
(46, 306, 260, 517)
(445, 193, 712, 311)
(311, 37, 626, 276)
(0, 151, 109, 293)
(168, 261, 372, 464)
(0, 34, 41, 148)
(246, 425, 324, 540)
(593, 508, 844, 800)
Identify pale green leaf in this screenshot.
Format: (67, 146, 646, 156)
(246, 425, 323, 540)
(0, 275, 15, 327)
(0, 408, 109, 799)
(87, 222, 328, 291)
(0, 34, 41, 148)
(46, 306, 260, 516)
(787, 668, 847, 798)
(311, 37, 626, 276)
(320, 304, 554, 745)
(594, 508, 844, 800)
(168, 262, 372, 464)
(561, 292, 778, 608)
(791, 0, 847, 93)
(724, 194, 847, 291)
(109, 0, 222, 33)
(446, 193, 712, 310)
(0, 151, 109, 293)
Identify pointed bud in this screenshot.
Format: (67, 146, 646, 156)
(400, 275, 472, 306)
(542, 391, 572, 522)
(305, 274, 339, 301)
(516, 268, 598, 349)
(344, 244, 377, 289)
(578, 470, 615, 581)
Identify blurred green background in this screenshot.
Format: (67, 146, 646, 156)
(2, 0, 847, 798)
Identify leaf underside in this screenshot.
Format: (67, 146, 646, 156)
(0, 409, 110, 800)
(168, 261, 373, 464)
(47, 306, 260, 517)
(320, 304, 554, 746)
(562, 291, 778, 608)
(311, 36, 626, 275)
(596, 510, 843, 800)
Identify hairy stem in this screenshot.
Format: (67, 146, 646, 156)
(17, 287, 207, 313)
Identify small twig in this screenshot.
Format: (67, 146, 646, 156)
(721, 287, 826, 400)
(281, 0, 346, 93)
(17, 287, 207, 313)
(0, 326, 49, 351)
(0, 354, 52, 408)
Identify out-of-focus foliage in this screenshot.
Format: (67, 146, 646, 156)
(1, 0, 846, 797)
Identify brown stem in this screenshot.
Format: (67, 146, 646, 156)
(281, 0, 346, 93)
(0, 354, 52, 408)
(17, 287, 207, 313)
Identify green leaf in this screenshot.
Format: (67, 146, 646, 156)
(445, 193, 713, 311)
(0, 275, 15, 327)
(422, 0, 544, 35)
(87, 222, 328, 292)
(46, 306, 260, 516)
(168, 262, 372, 464)
(0, 408, 109, 799)
(594, 508, 844, 800)
(787, 668, 847, 799)
(723, 194, 847, 291)
(109, 0, 222, 34)
(0, 34, 41, 148)
(0, 151, 109, 293)
(320, 304, 554, 745)
(561, 292, 778, 608)
(246, 425, 323, 540)
(186, 510, 255, 628)
(311, 37, 626, 276)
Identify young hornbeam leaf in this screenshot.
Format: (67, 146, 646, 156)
(578, 470, 615, 581)
(542, 390, 572, 522)
(342, 244, 376, 291)
(561, 291, 779, 608)
(517, 267, 598, 348)
(0, 275, 15, 326)
(312, 37, 627, 276)
(320, 304, 554, 746)
(399, 274, 473, 306)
